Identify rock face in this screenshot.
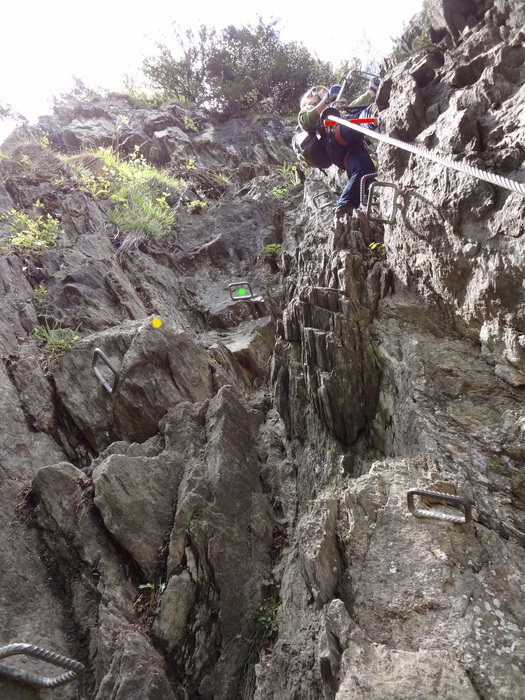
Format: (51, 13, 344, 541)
(1, 2, 524, 699)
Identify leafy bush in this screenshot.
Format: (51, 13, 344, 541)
(264, 243, 283, 259)
(392, 28, 437, 63)
(183, 116, 199, 132)
(0, 208, 62, 252)
(141, 19, 335, 116)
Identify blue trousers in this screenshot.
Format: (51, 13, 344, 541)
(323, 116, 376, 209)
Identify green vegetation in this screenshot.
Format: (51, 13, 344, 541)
(215, 172, 231, 184)
(369, 241, 386, 256)
(0, 100, 27, 128)
(122, 76, 166, 107)
(63, 145, 183, 241)
(243, 590, 282, 693)
(186, 199, 207, 215)
(393, 28, 437, 63)
(272, 162, 300, 200)
(0, 136, 62, 185)
(109, 190, 176, 238)
(140, 18, 335, 116)
(33, 284, 48, 306)
(183, 116, 199, 132)
(0, 208, 62, 252)
(134, 582, 166, 625)
(264, 243, 282, 259)
(33, 320, 81, 357)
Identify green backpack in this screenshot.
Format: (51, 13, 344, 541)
(292, 127, 331, 170)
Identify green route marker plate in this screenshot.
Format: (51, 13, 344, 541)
(229, 282, 253, 301)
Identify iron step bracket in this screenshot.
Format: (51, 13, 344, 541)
(366, 180, 401, 225)
(360, 173, 377, 208)
(407, 489, 473, 525)
(229, 282, 253, 301)
(92, 348, 120, 394)
(360, 175, 400, 225)
(352, 69, 380, 80)
(313, 192, 333, 210)
(0, 643, 85, 688)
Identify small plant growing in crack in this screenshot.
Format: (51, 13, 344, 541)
(243, 580, 281, 696)
(264, 243, 282, 259)
(33, 319, 81, 358)
(369, 241, 386, 256)
(134, 582, 166, 626)
(33, 284, 48, 307)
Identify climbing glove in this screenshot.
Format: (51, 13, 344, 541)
(368, 77, 381, 94)
(324, 85, 341, 103)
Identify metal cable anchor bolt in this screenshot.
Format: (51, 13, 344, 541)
(407, 489, 473, 525)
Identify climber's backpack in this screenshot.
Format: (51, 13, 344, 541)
(292, 127, 331, 170)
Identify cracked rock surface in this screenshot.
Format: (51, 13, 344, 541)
(1, 2, 524, 698)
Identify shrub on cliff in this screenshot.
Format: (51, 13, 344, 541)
(140, 18, 334, 116)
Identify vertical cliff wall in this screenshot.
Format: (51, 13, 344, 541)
(0, 1, 524, 699)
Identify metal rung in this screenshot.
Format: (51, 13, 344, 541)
(313, 192, 333, 210)
(0, 643, 85, 689)
(365, 180, 401, 225)
(407, 489, 473, 525)
(92, 348, 120, 394)
(360, 173, 377, 208)
(352, 70, 380, 80)
(229, 282, 253, 301)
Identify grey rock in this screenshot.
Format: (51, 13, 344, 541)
(95, 630, 178, 700)
(153, 571, 196, 651)
(299, 499, 342, 608)
(2, 6, 525, 697)
(93, 451, 185, 579)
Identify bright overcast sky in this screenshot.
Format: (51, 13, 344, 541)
(1, 0, 423, 141)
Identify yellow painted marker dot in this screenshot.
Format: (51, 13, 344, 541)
(152, 317, 163, 328)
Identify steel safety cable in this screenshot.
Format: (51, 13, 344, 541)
(325, 115, 525, 197)
(0, 643, 85, 688)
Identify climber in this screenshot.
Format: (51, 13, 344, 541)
(298, 78, 380, 221)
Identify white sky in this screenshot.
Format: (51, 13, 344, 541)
(1, 0, 423, 142)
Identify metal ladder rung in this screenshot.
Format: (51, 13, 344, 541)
(407, 489, 473, 525)
(92, 348, 120, 394)
(229, 282, 254, 301)
(312, 192, 333, 210)
(360, 175, 401, 224)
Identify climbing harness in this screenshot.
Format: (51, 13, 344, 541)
(229, 282, 253, 301)
(324, 114, 525, 198)
(407, 489, 473, 525)
(0, 643, 84, 688)
(92, 347, 120, 394)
